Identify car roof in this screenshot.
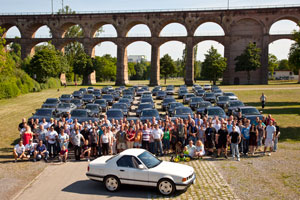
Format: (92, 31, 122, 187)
(119, 148, 146, 156)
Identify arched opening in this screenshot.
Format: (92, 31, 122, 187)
(62, 24, 84, 38)
(159, 23, 187, 37)
(269, 19, 299, 35)
(3, 26, 21, 38)
(160, 41, 186, 83)
(127, 24, 151, 37)
(30, 42, 52, 57)
(93, 24, 117, 38)
(194, 22, 225, 36)
(34, 25, 52, 38)
(94, 41, 117, 57)
(126, 41, 151, 84)
(269, 39, 297, 80)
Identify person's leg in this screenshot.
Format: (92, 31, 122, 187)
(274, 137, 278, 152)
(154, 140, 158, 155)
(13, 152, 18, 161)
(235, 144, 240, 161)
(231, 143, 236, 159)
(158, 141, 163, 156)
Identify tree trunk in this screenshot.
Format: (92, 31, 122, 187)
(164, 76, 167, 85)
(247, 71, 251, 84)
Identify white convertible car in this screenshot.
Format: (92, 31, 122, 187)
(86, 149, 196, 195)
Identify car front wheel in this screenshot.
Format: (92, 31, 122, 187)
(157, 179, 175, 195)
(104, 176, 120, 192)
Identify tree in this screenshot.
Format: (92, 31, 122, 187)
(128, 62, 136, 78)
(160, 54, 176, 84)
(200, 46, 227, 85)
(289, 24, 300, 78)
(268, 54, 278, 78)
(27, 43, 64, 83)
(73, 52, 94, 85)
(278, 59, 290, 71)
(235, 42, 261, 84)
(93, 55, 116, 82)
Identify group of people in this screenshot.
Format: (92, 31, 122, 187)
(14, 112, 280, 163)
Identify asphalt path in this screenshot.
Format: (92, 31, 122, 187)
(15, 161, 158, 200)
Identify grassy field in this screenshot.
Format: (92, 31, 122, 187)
(0, 80, 299, 200)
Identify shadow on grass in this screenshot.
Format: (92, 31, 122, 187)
(245, 102, 300, 108)
(279, 127, 300, 142)
(258, 107, 300, 115)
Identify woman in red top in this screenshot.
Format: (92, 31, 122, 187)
(23, 126, 33, 146)
(126, 126, 135, 149)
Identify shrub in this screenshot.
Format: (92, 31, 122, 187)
(41, 77, 61, 89)
(0, 80, 21, 99)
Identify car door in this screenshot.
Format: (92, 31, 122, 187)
(116, 155, 149, 186)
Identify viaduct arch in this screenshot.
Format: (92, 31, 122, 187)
(1, 6, 300, 85)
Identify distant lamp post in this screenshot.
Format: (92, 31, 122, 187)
(227, 0, 230, 10)
(51, 0, 53, 14)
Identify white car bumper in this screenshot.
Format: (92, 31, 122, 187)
(175, 173, 196, 190)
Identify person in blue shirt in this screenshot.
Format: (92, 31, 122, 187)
(33, 140, 48, 162)
(241, 120, 251, 156)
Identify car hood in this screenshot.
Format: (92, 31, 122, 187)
(56, 108, 71, 112)
(174, 114, 190, 119)
(152, 161, 194, 177)
(42, 103, 57, 108)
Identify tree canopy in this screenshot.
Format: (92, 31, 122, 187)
(268, 54, 278, 78)
(289, 23, 300, 77)
(235, 42, 261, 83)
(160, 54, 177, 84)
(93, 54, 117, 82)
(200, 46, 227, 85)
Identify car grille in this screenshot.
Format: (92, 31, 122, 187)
(186, 173, 194, 181)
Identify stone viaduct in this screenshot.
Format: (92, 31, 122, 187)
(1, 6, 300, 85)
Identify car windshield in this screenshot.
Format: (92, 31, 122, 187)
(225, 93, 235, 97)
(71, 110, 88, 117)
(175, 107, 193, 115)
(205, 93, 214, 97)
(241, 108, 260, 115)
(113, 104, 127, 109)
(186, 94, 195, 98)
(71, 99, 81, 104)
(141, 99, 153, 103)
(35, 109, 52, 116)
(107, 110, 123, 118)
(198, 102, 212, 108)
(191, 97, 203, 102)
(229, 101, 244, 107)
(163, 98, 175, 103)
(95, 100, 106, 104)
(58, 103, 71, 108)
(73, 91, 81, 94)
(123, 95, 133, 99)
(170, 103, 183, 109)
(45, 99, 58, 104)
(102, 95, 113, 99)
(138, 104, 152, 110)
(141, 109, 158, 117)
(61, 95, 71, 98)
(86, 105, 99, 110)
(218, 96, 230, 101)
(138, 151, 161, 169)
(214, 90, 222, 93)
(207, 108, 225, 116)
(197, 90, 205, 94)
(119, 99, 130, 103)
(158, 91, 166, 95)
(83, 95, 93, 98)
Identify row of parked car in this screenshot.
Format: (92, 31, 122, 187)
(30, 84, 263, 124)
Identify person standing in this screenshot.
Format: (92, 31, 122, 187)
(264, 120, 276, 156)
(249, 124, 258, 156)
(72, 129, 85, 161)
(89, 128, 99, 157)
(256, 120, 265, 151)
(126, 126, 135, 149)
(204, 122, 217, 156)
(142, 124, 151, 151)
(152, 124, 164, 156)
(260, 93, 267, 109)
(241, 120, 251, 156)
(162, 123, 171, 155)
(46, 126, 58, 158)
(100, 128, 110, 156)
(22, 126, 33, 146)
(216, 123, 229, 158)
(229, 126, 241, 161)
(116, 125, 127, 153)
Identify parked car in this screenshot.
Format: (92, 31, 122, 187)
(196, 101, 212, 115)
(42, 98, 60, 109)
(136, 103, 154, 117)
(167, 102, 184, 116)
(140, 108, 160, 123)
(183, 93, 196, 104)
(106, 108, 124, 122)
(73, 91, 83, 99)
(195, 89, 205, 97)
(136, 89, 145, 96)
(85, 103, 101, 118)
(203, 92, 217, 103)
(94, 99, 108, 112)
(82, 94, 95, 104)
(87, 87, 95, 93)
(211, 85, 219, 91)
(71, 99, 85, 109)
(223, 92, 238, 100)
(112, 92, 121, 101)
(112, 103, 129, 116)
(204, 106, 227, 119)
(233, 106, 263, 123)
(55, 103, 77, 117)
(70, 109, 99, 123)
(79, 88, 88, 94)
(156, 91, 167, 100)
(203, 84, 211, 90)
(216, 96, 230, 109)
(225, 100, 245, 115)
(165, 87, 175, 95)
(173, 107, 194, 120)
(152, 87, 161, 96)
(141, 92, 152, 99)
(189, 97, 204, 111)
(93, 91, 102, 99)
(122, 95, 134, 105)
(140, 98, 155, 107)
(178, 89, 188, 99)
(102, 94, 114, 106)
(162, 98, 176, 111)
(213, 89, 223, 97)
(118, 98, 131, 109)
(86, 149, 195, 195)
(30, 108, 57, 122)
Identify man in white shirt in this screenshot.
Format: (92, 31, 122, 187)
(186, 140, 196, 158)
(152, 124, 164, 156)
(13, 140, 26, 162)
(264, 120, 276, 156)
(46, 126, 58, 158)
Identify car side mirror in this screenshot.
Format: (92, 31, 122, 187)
(138, 164, 145, 170)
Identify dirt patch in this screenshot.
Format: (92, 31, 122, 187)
(215, 142, 300, 200)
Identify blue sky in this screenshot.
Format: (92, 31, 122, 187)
(2, 0, 300, 61)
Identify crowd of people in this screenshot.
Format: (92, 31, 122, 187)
(14, 112, 280, 163)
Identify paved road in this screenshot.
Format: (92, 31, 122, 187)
(15, 161, 154, 200)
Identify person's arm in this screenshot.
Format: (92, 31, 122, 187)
(81, 135, 86, 144)
(184, 126, 187, 139)
(169, 131, 172, 142)
(238, 135, 241, 144)
(160, 130, 164, 141)
(100, 135, 103, 146)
